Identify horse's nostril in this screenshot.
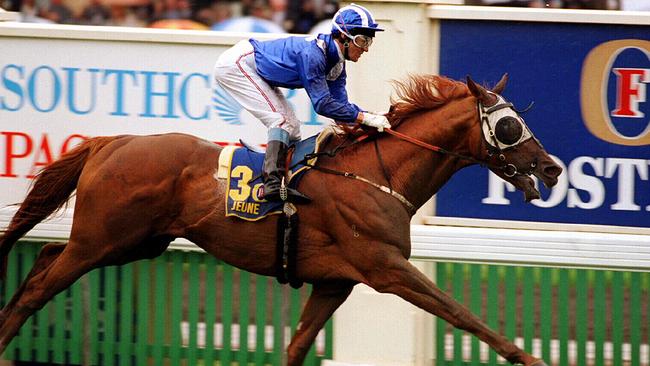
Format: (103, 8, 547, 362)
(544, 164, 563, 178)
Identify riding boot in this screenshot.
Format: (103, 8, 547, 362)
(262, 140, 311, 204)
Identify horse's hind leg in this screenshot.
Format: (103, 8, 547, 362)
(365, 256, 545, 366)
(0, 233, 171, 355)
(0, 243, 66, 321)
(287, 282, 354, 366)
(0, 243, 96, 354)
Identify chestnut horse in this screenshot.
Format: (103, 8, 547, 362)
(0, 74, 561, 366)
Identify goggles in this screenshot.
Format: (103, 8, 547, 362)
(349, 34, 373, 49)
(332, 21, 374, 49)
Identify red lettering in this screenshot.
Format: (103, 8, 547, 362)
(28, 134, 89, 178)
(27, 134, 54, 179)
(0, 132, 91, 179)
(1, 132, 33, 178)
(611, 68, 648, 118)
(61, 134, 87, 154)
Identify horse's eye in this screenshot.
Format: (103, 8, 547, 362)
(494, 116, 523, 145)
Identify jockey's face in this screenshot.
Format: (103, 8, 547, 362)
(346, 39, 368, 62)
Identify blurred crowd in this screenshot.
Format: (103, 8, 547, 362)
(1, 0, 340, 32)
(0, 0, 646, 32)
(472, 0, 647, 10)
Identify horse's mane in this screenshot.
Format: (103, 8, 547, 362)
(334, 75, 469, 138)
(387, 74, 469, 126)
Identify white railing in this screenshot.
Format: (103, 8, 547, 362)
(413, 217, 650, 271)
(0, 7, 18, 21)
(4, 207, 649, 272)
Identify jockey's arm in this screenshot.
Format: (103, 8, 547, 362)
(297, 48, 388, 131)
(297, 49, 361, 123)
(306, 72, 389, 131)
(325, 71, 388, 129)
(327, 71, 358, 107)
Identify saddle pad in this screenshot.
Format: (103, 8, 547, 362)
(223, 129, 333, 221)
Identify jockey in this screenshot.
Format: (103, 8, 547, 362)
(213, 3, 389, 204)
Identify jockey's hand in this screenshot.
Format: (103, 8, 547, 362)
(360, 112, 391, 132)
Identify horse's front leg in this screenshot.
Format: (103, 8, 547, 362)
(363, 252, 546, 366)
(287, 281, 354, 366)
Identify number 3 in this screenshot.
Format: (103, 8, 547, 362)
(229, 166, 253, 201)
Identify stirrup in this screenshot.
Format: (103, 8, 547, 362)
(263, 177, 311, 204)
(280, 177, 288, 201)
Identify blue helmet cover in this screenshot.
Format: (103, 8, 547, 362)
(331, 3, 384, 35)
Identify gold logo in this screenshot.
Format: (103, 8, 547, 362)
(581, 39, 650, 146)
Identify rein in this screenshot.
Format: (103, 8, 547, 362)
(384, 128, 523, 178)
(295, 101, 533, 215)
(384, 128, 483, 165)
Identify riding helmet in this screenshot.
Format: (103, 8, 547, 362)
(331, 3, 384, 38)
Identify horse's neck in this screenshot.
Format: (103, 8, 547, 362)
(381, 102, 480, 210)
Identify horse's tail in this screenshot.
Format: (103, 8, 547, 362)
(0, 136, 119, 280)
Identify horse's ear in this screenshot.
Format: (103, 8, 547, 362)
(466, 75, 481, 97)
(492, 73, 509, 94)
(466, 75, 492, 103)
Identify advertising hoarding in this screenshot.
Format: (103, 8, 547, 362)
(436, 20, 650, 228)
(0, 32, 328, 208)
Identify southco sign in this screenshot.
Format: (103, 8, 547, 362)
(581, 39, 650, 146)
(0, 65, 211, 119)
(0, 61, 326, 208)
(0, 64, 324, 125)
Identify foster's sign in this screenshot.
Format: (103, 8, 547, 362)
(436, 21, 649, 228)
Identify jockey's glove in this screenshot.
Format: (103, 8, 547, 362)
(361, 113, 391, 132)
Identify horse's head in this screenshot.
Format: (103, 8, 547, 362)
(467, 75, 563, 202)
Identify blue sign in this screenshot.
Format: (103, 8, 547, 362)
(436, 20, 650, 227)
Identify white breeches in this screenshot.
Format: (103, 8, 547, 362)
(214, 40, 301, 141)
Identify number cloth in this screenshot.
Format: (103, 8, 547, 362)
(222, 133, 324, 220)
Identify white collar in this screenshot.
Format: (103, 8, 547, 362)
(334, 38, 345, 62)
(326, 38, 346, 81)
